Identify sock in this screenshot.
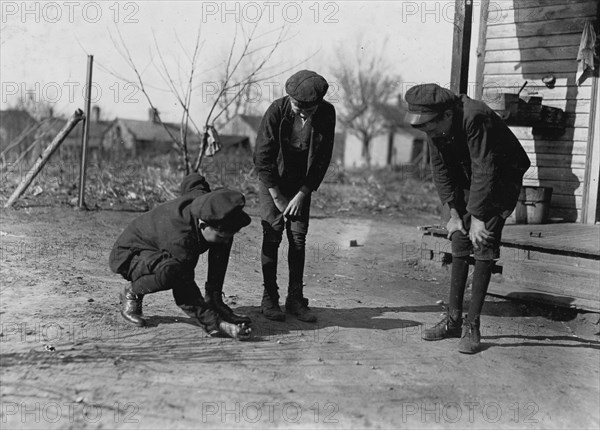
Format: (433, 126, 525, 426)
(467, 260, 494, 323)
(448, 256, 469, 316)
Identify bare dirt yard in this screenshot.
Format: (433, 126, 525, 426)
(1, 203, 599, 429)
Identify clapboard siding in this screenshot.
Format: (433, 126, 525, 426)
(519, 139, 589, 155)
(487, 1, 597, 25)
(486, 34, 583, 50)
(487, 18, 592, 38)
(487, 97, 592, 113)
(482, 86, 593, 103)
(527, 153, 587, 169)
(490, 0, 594, 12)
(483, 74, 592, 87)
(485, 46, 580, 62)
(485, 59, 584, 75)
(524, 167, 586, 183)
(552, 195, 584, 209)
(478, 0, 598, 222)
(510, 127, 590, 142)
(522, 179, 585, 196)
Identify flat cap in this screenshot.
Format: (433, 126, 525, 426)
(191, 188, 251, 232)
(285, 70, 329, 106)
(404, 84, 458, 125)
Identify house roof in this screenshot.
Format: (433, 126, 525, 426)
(37, 117, 113, 147)
(374, 102, 427, 138)
(0, 109, 37, 125)
(116, 118, 204, 144)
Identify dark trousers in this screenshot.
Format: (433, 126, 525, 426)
(451, 214, 505, 260)
(258, 183, 311, 295)
(124, 249, 220, 331)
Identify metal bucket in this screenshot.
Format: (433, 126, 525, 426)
(507, 186, 553, 224)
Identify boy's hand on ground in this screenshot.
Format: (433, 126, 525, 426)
(446, 216, 467, 239)
(469, 217, 493, 249)
(218, 321, 252, 340)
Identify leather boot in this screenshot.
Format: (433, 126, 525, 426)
(261, 287, 285, 321)
(285, 285, 316, 323)
(119, 284, 146, 327)
(458, 318, 481, 354)
(179, 303, 221, 336)
(205, 284, 251, 325)
(422, 309, 462, 340)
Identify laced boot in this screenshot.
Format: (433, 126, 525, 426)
(285, 285, 316, 323)
(458, 318, 481, 354)
(261, 286, 285, 321)
(119, 284, 146, 327)
(205, 284, 251, 325)
(421, 309, 462, 340)
(179, 303, 221, 336)
(179, 303, 251, 340)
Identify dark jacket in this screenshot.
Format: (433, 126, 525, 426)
(108, 174, 223, 278)
(253, 96, 336, 192)
(429, 95, 531, 221)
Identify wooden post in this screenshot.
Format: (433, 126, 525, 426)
(450, 0, 474, 94)
(4, 109, 85, 208)
(78, 55, 94, 209)
(474, 0, 490, 101)
(583, 75, 600, 224)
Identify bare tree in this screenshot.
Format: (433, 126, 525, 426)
(331, 41, 401, 167)
(210, 25, 320, 132)
(105, 19, 289, 175)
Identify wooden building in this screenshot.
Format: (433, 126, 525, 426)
(343, 103, 427, 168)
(476, 0, 599, 224)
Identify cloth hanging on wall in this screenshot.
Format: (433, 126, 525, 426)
(576, 20, 597, 86)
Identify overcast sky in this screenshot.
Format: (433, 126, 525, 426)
(1, 1, 482, 123)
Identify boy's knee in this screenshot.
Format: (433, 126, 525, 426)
(155, 259, 191, 290)
(288, 230, 307, 248)
(262, 220, 283, 243)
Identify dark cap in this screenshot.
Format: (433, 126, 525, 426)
(404, 84, 458, 125)
(190, 188, 251, 232)
(285, 70, 329, 106)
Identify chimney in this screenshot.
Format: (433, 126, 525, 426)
(92, 106, 100, 122)
(148, 108, 160, 123)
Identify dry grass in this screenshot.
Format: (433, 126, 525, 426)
(0, 151, 441, 220)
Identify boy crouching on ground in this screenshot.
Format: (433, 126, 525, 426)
(109, 173, 252, 340)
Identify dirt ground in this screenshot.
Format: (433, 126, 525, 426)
(1, 205, 599, 429)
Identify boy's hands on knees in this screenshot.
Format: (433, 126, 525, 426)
(274, 197, 290, 214)
(268, 187, 290, 214)
(469, 217, 493, 249)
(283, 190, 308, 219)
(446, 207, 467, 239)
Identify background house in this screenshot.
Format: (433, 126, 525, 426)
(219, 114, 262, 150)
(0, 110, 38, 156)
(0, 107, 112, 163)
(343, 102, 427, 168)
(102, 109, 199, 157)
(220, 113, 346, 165)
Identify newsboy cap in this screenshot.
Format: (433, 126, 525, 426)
(404, 84, 458, 125)
(191, 188, 251, 232)
(285, 70, 329, 106)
